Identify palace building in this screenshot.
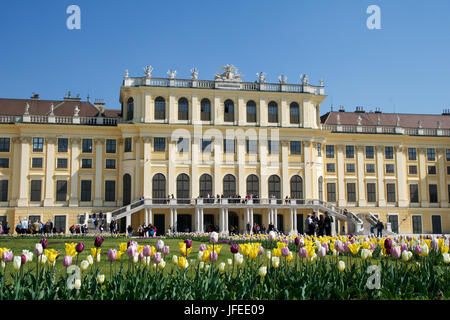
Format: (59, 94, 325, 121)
(0, 65, 449, 235)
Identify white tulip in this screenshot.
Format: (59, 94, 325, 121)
(74, 279, 81, 290)
(219, 262, 226, 273)
(258, 266, 267, 278)
(97, 274, 105, 285)
(227, 258, 232, 266)
(132, 254, 139, 264)
(204, 264, 210, 271)
(443, 253, 450, 264)
(13, 256, 21, 271)
(39, 254, 47, 265)
(87, 255, 94, 265)
(172, 255, 178, 264)
(35, 243, 43, 256)
(1, 261, 5, 270)
(80, 260, 89, 271)
(158, 259, 166, 270)
(197, 251, 204, 261)
(199, 261, 205, 270)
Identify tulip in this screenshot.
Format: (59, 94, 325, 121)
(39, 254, 47, 265)
(236, 254, 244, 267)
(162, 246, 170, 255)
(0, 261, 4, 270)
(281, 247, 290, 257)
(20, 254, 27, 266)
(321, 243, 329, 253)
(338, 260, 345, 272)
(13, 256, 21, 271)
(268, 231, 276, 242)
(272, 256, 280, 268)
(258, 246, 264, 256)
(74, 279, 81, 290)
(210, 251, 218, 262)
(108, 249, 117, 262)
(443, 253, 450, 264)
(332, 249, 338, 257)
(2, 251, 13, 262)
(87, 255, 94, 265)
(210, 232, 218, 244)
(401, 244, 408, 252)
(80, 260, 89, 271)
(35, 243, 43, 256)
(153, 252, 162, 264)
(317, 247, 326, 258)
(421, 244, 429, 257)
(94, 237, 104, 248)
(97, 274, 105, 285)
(184, 239, 193, 249)
(63, 255, 73, 267)
(172, 255, 178, 265)
(199, 244, 207, 252)
(415, 245, 422, 255)
(227, 258, 232, 266)
(143, 245, 152, 257)
(156, 240, 165, 251)
(299, 247, 308, 258)
(158, 259, 166, 270)
(431, 238, 439, 250)
(127, 240, 137, 248)
(402, 250, 412, 262)
(266, 251, 272, 260)
(75, 242, 85, 254)
(384, 238, 392, 255)
(230, 244, 239, 254)
(204, 264, 211, 271)
(199, 261, 205, 270)
(392, 246, 401, 259)
(127, 245, 137, 258)
(258, 266, 267, 278)
(294, 237, 301, 246)
(40, 238, 47, 250)
(178, 256, 189, 269)
(219, 262, 226, 273)
(361, 249, 371, 260)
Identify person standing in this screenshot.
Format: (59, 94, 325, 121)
(324, 212, 332, 236)
(318, 215, 325, 237)
(376, 220, 384, 238)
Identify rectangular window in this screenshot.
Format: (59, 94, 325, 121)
(57, 158, 68, 169)
(224, 139, 235, 154)
(54, 215, 66, 234)
(246, 140, 257, 154)
(346, 163, 355, 173)
(347, 183, 356, 202)
(327, 183, 336, 202)
(365, 146, 374, 159)
(57, 138, 68, 153)
(366, 163, 375, 173)
(56, 180, 67, 202)
(81, 159, 92, 169)
(412, 216, 422, 234)
(345, 145, 354, 159)
(124, 138, 132, 152)
(448, 185, 450, 203)
(408, 148, 417, 161)
(31, 157, 43, 168)
(385, 164, 395, 174)
(409, 184, 419, 203)
(409, 165, 417, 175)
(177, 138, 189, 153)
(105, 181, 116, 202)
(446, 149, 450, 161)
(154, 138, 165, 152)
(105, 159, 116, 169)
(0, 180, 8, 201)
(30, 180, 42, 201)
(386, 183, 396, 203)
(0, 158, 9, 168)
(201, 139, 212, 153)
(447, 166, 450, 175)
(429, 184, 438, 203)
(82, 139, 92, 153)
(385, 146, 394, 160)
(80, 180, 92, 202)
(106, 139, 116, 153)
(247, 104, 257, 123)
(326, 163, 335, 173)
(427, 148, 435, 161)
(0, 138, 10, 152)
(428, 166, 436, 175)
(33, 138, 44, 152)
(290, 141, 301, 155)
(268, 140, 279, 154)
(317, 143, 322, 157)
(367, 183, 376, 203)
(326, 145, 335, 158)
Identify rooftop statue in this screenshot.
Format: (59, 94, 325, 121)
(215, 65, 242, 82)
(144, 65, 153, 78)
(357, 115, 362, 126)
(279, 74, 287, 84)
(50, 104, 55, 116)
(167, 69, 177, 79)
(301, 74, 309, 85)
(74, 106, 80, 117)
(190, 68, 199, 80)
(24, 103, 30, 115)
(257, 72, 266, 84)
(125, 69, 129, 78)
(396, 115, 400, 127)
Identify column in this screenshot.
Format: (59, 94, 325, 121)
(168, 139, 175, 196)
(438, 149, 448, 207)
(168, 94, 176, 124)
(143, 137, 152, 198)
(134, 137, 141, 200)
(174, 208, 178, 232)
(117, 138, 124, 205)
(219, 208, 224, 232)
(259, 98, 267, 127)
(376, 145, 386, 206)
(245, 208, 249, 233)
(143, 92, 152, 123)
(191, 137, 199, 197)
(10, 137, 22, 206)
(250, 208, 254, 234)
(200, 208, 204, 232)
(43, 138, 56, 206)
(237, 97, 245, 126)
(418, 148, 428, 206)
(170, 208, 174, 230)
(93, 138, 104, 207)
(336, 145, 346, 206)
(191, 95, 199, 124)
(356, 145, 366, 206)
(126, 214, 131, 229)
(281, 141, 289, 198)
(17, 137, 30, 206)
(194, 207, 199, 232)
(214, 139, 222, 196)
(259, 129, 268, 199)
(225, 208, 229, 233)
(290, 208, 294, 232)
(237, 138, 245, 196)
(304, 141, 312, 200)
(274, 208, 278, 229)
(396, 146, 408, 207)
(145, 208, 149, 225)
(294, 208, 298, 232)
(281, 98, 288, 127)
(267, 208, 271, 225)
(213, 97, 221, 125)
(69, 138, 81, 207)
(148, 208, 153, 224)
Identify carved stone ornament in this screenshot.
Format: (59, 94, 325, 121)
(214, 65, 243, 82)
(257, 72, 266, 84)
(24, 103, 30, 115)
(49, 104, 55, 116)
(190, 68, 199, 80)
(144, 65, 153, 78)
(377, 115, 381, 126)
(74, 106, 80, 117)
(336, 114, 341, 125)
(167, 69, 177, 79)
(357, 115, 362, 126)
(301, 74, 309, 85)
(278, 74, 287, 84)
(125, 69, 129, 78)
(396, 115, 400, 127)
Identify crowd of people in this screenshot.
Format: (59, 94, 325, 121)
(305, 212, 333, 237)
(132, 224, 158, 237)
(0, 220, 10, 234)
(14, 217, 58, 235)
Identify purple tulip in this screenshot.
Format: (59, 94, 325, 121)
(392, 246, 401, 259)
(162, 246, 170, 255)
(199, 244, 207, 252)
(40, 238, 48, 250)
(63, 255, 72, 267)
(108, 249, 117, 262)
(138, 252, 144, 260)
(431, 238, 438, 250)
(2, 251, 13, 263)
(401, 244, 408, 252)
(384, 238, 392, 249)
(76, 242, 84, 253)
(21, 254, 27, 265)
(415, 245, 422, 255)
(127, 245, 137, 258)
(153, 252, 162, 264)
(370, 243, 376, 251)
(281, 247, 290, 257)
(294, 237, 301, 246)
(318, 246, 326, 258)
(258, 246, 264, 256)
(184, 239, 193, 249)
(94, 236, 104, 248)
(127, 240, 137, 248)
(156, 240, 164, 251)
(335, 242, 345, 253)
(143, 245, 152, 257)
(230, 244, 239, 254)
(283, 238, 289, 245)
(321, 243, 329, 253)
(210, 251, 218, 262)
(299, 248, 307, 258)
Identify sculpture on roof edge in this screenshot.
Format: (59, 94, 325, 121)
(125, 69, 129, 78)
(279, 74, 287, 84)
(167, 69, 177, 79)
(357, 115, 362, 126)
(437, 120, 441, 129)
(336, 114, 341, 125)
(215, 65, 242, 82)
(74, 106, 80, 117)
(319, 79, 324, 86)
(257, 72, 266, 84)
(24, 103, 30, 115)
(190, 68, 199, 80)
(377, 115, 381, 126)
(418, 120, 422, 128)
(144, 65, 153, 78)
(50, 104, 55, 116)
(396, 115, 400, 127)
(301, 74, 309, 85)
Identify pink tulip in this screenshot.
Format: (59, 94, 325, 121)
(401, 244, 408, 252)
(108, 249, 117, 262)
(370, 243, 376, 251)
(2, 251, 13, 262)
(153, 252, 162, 264)
(138, 252, 144, 260)
(281, 247, 290, 257)
(199, 244, 207, 252)
(162, 246, 170, 255)
(321, 243, 329, 253)
(156, 240, 164, 251)
(282, 238, 289, 245)
(431, 238, 438, 250)
(392, 246, 401, 259)
(63, 255, 72, 267)
(127, 245, 137, 258)
(143, 245, 152, 257)
(298, 248, 307, 258)
(210, 251, 218, 262)
(318, 246, 326, 258)
(258, 246, 264, 256)
(415, 245, 422, 255)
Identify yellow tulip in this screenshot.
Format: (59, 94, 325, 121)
(178, 256, 188, 269)
(286, 252, 294, 262)
(362, 242, 370, 250)
(119, 242, 128, 253)
(65, 243, 78, 258)
(202, 250, 210, 262)
(306, 246, 316, 259)
(348, 243, 361, 256)
(137, 245, 144, 254)
(44, 249, 59, 264)
(116, 250, 125, 260)
(249, 247, 258, 260)
(91, 248, 101, 259)
(273, 248, 282, 258)
(441, 246, 449, 254)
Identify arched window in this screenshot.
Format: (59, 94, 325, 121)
(155, 97, 165, 120)
(223, 174, 236, 198)
(178, 97, 189, 120)
(268, 175, 281, 201)
(126, 98, 134, 121)
(176, 174, 190, 204)
(290, 175, 303, 200)
(318, 176, 323, 201)
(152, 173, 166, 204)
(246, 174, 259, 196)
(224, 99, 234, 122)
(246, 100, 256, 123)
(199, 174, 212, 198)
(201, 98, 211, 121)
(268, 101, 278, 123)
(290, 102, 300, 124)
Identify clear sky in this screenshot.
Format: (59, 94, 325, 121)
(1, 0, 449, 115)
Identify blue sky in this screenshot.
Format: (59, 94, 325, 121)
(0, 0, 449, 115)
